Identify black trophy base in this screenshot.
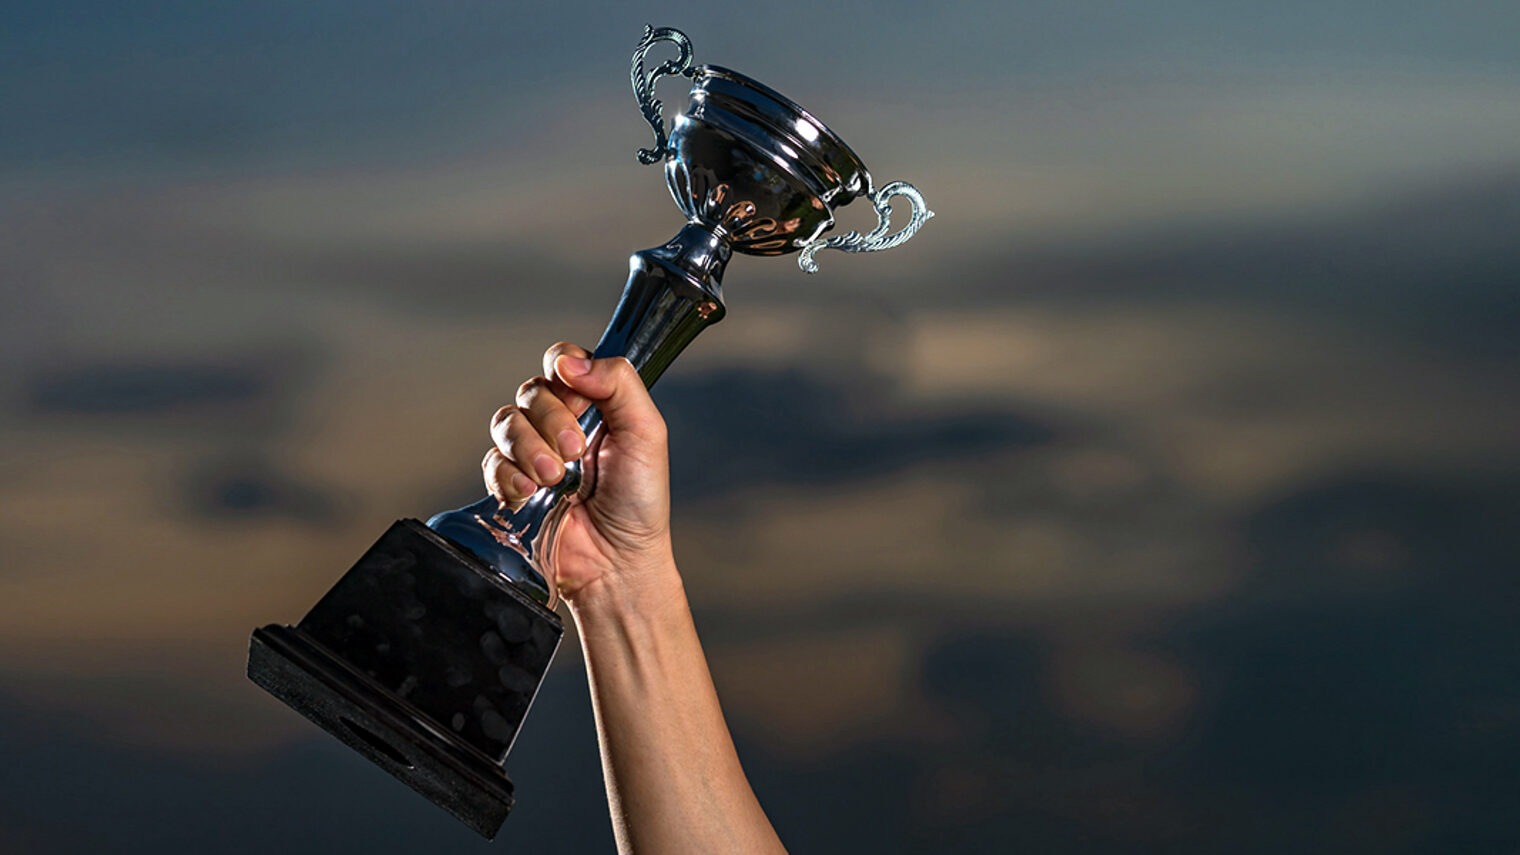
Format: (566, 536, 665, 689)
(248, 519, 564, 840)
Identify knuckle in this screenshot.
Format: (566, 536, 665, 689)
(608, 356, 639, 383)
(543, 341, 585, 374)
(516, 376, 550, 408)
(491, 404, 515, 429)
(491, 410, 521, 447)
(482, 453, 505, 492)
(501, 409, 529, 437)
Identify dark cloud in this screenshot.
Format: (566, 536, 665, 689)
(16, 347, 321, 460)
(20, 342, 321, 430)
(25, 362, 266, 416)
(658, 366, 1055, 503)
(960, 174, 1520, 361)
(180, 455, 346, 524)
(1239, 474, 1520, 603)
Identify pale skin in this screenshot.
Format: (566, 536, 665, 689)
(484, 342, 788, 855)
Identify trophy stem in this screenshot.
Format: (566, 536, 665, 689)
(427, 223, 730, 607)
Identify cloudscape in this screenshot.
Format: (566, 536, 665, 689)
(2, 2, 1518, 852)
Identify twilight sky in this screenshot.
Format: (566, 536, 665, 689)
(2, 3, 1518, 853)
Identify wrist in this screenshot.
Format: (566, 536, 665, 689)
(565, 554, 687, 631)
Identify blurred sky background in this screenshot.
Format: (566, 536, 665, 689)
(2, 1, 1519, 852)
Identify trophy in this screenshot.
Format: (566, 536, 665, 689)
(247, 25, 932, 839)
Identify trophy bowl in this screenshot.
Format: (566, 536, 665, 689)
(666, 64, 872, 255)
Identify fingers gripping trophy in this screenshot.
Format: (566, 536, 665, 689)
(247, 25, 932, 839)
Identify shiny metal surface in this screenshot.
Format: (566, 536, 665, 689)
(796, 180, 936, 273)
(663, 66, 868, 255)
(427, 25, 932, 607)
(688, 65, 873, 205)
(631, 25, 696, 165)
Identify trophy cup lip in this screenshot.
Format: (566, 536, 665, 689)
(693, 64, 873, 204)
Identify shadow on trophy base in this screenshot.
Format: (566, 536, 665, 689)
(247, 520, 563, 839)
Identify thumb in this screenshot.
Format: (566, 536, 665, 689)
(554, 354, 665, 441)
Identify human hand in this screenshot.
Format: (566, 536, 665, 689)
(491, 348, 784, 855)
(482, 342, 676, 605)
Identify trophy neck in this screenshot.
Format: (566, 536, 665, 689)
(596, 223, 728, 383)
(648, 222, 732, 293)
(426, 223, 730, 607)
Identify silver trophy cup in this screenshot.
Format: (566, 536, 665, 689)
(247, 25, 932, 839)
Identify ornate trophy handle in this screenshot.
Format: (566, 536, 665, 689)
(796, 181, 935, 273)
(631, 25, 696, 165)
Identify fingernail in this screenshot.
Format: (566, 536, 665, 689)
(557, 428, 583, 458)
(532, 453, 561, 484)
(510, 473, 535, 497)
(558, 356, 591, 377)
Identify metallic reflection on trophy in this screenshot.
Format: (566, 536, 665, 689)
(247, 25, 932, 839)
(429, 25, 933, 610)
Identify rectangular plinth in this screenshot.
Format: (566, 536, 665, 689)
(247, 518, 564, 839)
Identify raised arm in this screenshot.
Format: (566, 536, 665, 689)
(483, 342, 786, 855)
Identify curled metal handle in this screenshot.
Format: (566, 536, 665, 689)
(631, 25, 696, 165)
(796, 181, 935, 274)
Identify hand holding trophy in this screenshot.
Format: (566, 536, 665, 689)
(248, 25, 932, 839)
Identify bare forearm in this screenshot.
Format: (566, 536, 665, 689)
(570, 565, 786, 855)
